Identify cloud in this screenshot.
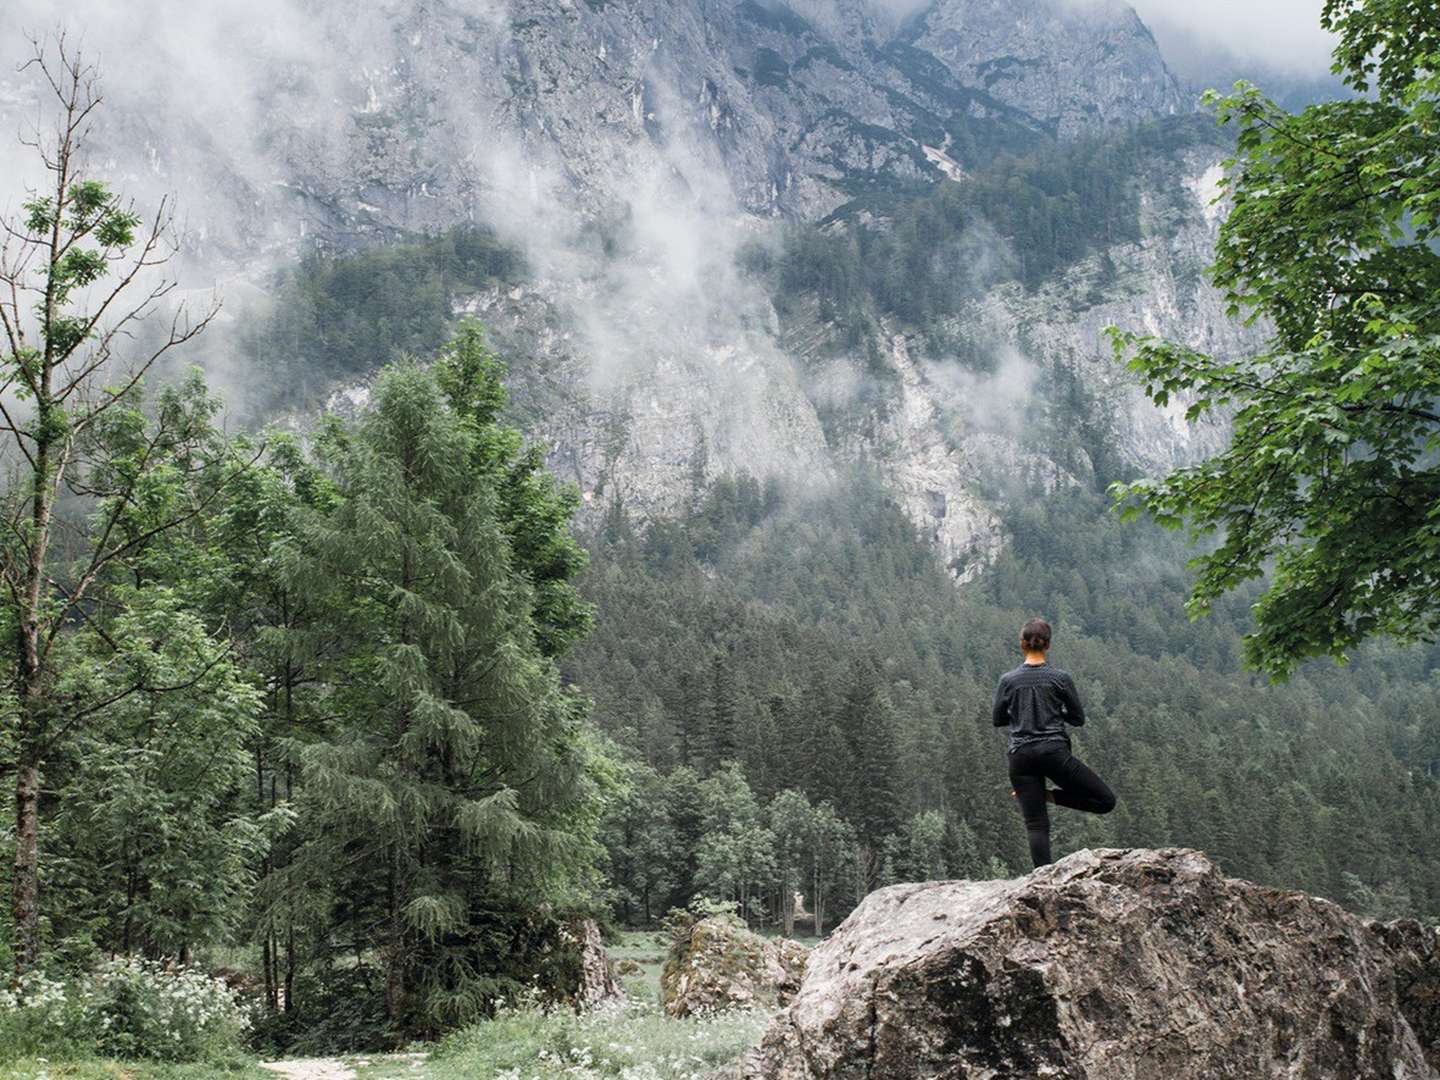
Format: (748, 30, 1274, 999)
(2, 0, 1319, 503)
(1128, 0, 1337, 77)
(869, 0, 931, 16)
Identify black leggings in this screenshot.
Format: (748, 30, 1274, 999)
(1008, 740, 1116, 868)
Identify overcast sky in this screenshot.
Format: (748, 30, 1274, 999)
(1129, 0, 1337, 76)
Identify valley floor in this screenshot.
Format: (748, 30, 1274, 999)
(0, 935, 774, 1080)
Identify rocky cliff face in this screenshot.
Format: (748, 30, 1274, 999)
(2, 0, 1237, 574)
(911, 0, 1185, 139)
(739, 848, 1440, 1079)
(1, 0, 1186, 240)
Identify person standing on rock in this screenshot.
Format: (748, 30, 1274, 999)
(993, 618, 1116, 867)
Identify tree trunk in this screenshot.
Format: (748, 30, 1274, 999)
(384, 864, 403, 1021)
(284, 930, 296, 1014)
(814, 868, 826, 940)
(13, 481, 51, 976)
(12, 754, 41, 974)
(12, 382, 57, 976)
(263, 934, 278, 1013)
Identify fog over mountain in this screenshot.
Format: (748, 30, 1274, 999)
(1132, 0, 1335, 77)
(0, 0, 1284, 569)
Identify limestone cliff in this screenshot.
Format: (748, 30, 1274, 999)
(1, 0, 1247, 575)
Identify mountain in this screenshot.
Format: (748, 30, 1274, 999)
(0, 0, 1232, 579)
(3, 0, 1186, 227)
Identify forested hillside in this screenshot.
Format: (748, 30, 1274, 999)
(201, 109, 1440, 942)
(571, 467, 1440, 930)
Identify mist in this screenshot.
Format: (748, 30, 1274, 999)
(0, 0, 1241, 518)
(1129, 0, 1336, 78)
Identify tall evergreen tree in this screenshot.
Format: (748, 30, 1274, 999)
(836, 660, 901, 890)
(436, 322, 593, 658)
(284, 360, 604, 1033)
(709, 650, 739, 769)
(210, 432, 337, 1016)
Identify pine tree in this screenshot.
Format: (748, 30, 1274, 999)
(666, 669, 706, 769)
(285, 360, 604, 1033)
(836, 659, 901, 891)
(210, 432, 336, 1016)
(709, 650, 739, 769)
(436, 322, 593, 658)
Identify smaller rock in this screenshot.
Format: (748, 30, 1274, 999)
(568, 917, 626, 1013)
(661, 914, 808, 1018)
(616, 958, 642, 976)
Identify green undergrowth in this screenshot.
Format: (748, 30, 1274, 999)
(607, 932, 668, 1006)
(0, 1061, 265, 1080)
(417, 1001, 770, 1080)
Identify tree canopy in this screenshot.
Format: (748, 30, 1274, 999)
(1110, 0, 1440, 677)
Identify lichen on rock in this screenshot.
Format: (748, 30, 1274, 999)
(661, 912, 808, 1019)
(567, 917, 627, 1014)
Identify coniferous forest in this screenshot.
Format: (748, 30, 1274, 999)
(2, 1, 1439, 1074)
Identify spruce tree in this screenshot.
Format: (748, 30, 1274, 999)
(435, 322, 593, 658)
(837, 660, 901, 891)
(286, 359, 603, 1032)
(210, 432, 336, 1016)
(709, 650, 739, 769)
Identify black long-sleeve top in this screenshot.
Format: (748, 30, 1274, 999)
(991, 661, 1086, 752)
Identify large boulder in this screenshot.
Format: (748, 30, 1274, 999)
(662, 915, 808, 1018)
(741, 848, 1440, 1079)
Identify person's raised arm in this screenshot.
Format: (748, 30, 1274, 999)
(991, 678, 1009, 727)
(1059, 673, 1087, 726)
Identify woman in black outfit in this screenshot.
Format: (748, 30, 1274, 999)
(992, 617, 1116, 868)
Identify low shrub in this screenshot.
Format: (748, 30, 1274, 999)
(246, 964, 393, 1057)
(0, 973, 92, 1059)
(0, 958, 252, 1063)
(430, 995, 770, 1080)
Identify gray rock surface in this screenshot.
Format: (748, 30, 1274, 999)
(913, 0, 1187, 139)
(570, 917, 627, 1013)
(0, 1, 1242, 580)
(741, 848, 1440, 1079)
(0, 0, 1186, 238)
(662, 915, 809, 1018)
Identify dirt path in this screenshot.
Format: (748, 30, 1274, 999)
(260, 1061, 357, 1080)
(260, 1053, 429, 1080)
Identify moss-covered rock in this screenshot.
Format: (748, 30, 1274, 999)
(661, 914, 808, 1018)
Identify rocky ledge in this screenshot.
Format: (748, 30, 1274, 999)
(740, 848, 1440, 1079)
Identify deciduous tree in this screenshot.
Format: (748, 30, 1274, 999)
(1110, 1, 1440, 676)
(0, 39, 224, 972)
